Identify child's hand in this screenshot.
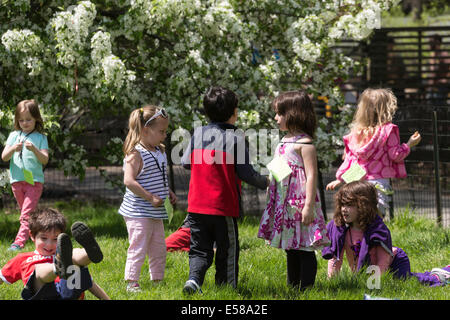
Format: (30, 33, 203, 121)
(169, 189, 177, 205)
(24, 141, 37, 151)
(326, 180, 342, 191)
(150, 195, 164, 207)
(301, 205, 315, 226)
(13, 142, 23, 152)
(407, 131, 421, 148)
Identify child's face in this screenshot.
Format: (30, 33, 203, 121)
(341, 204, 359, 225)
(31, 229, 61, 256)
(275, 113, 287, 131)
(143, 117, 169, 148)
(18, 109, 36, 134)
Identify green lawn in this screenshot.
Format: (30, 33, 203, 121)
(0, 201, 448, 300)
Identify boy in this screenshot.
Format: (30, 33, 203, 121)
(0, 208, 109, 300)
(181, 86, 269, 293)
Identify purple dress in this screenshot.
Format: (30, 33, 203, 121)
(258, 134, 330, 250)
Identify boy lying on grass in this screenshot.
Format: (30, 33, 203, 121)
(0, 208, 110, 300)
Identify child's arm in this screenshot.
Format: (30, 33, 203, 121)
(88, 281, 111, 300)
(124, 151, 164, 207)
(24, 141, 49, 165)
(387, 126, 417, 162)
(299, 143, 318, 225)
(235, 138, 269, 190)
(1, 142, 23, 162)
(326, 179, 342, 191)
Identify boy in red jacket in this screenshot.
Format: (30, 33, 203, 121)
(181, 86, 269, 294)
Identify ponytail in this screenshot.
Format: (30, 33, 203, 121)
(123, 106, 167, 156)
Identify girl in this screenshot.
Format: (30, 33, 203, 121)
(118, 105, 177, 293)
(1, 100, 49, 251)
(326, 88, 421, 216)
(322, 181, 448, 287)
(258, 90, 330, 290)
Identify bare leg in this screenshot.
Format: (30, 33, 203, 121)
(33, 263, 57, 292)
(72, 248, 91, 266)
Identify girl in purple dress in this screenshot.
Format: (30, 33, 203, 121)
(258, 90, 330, 290)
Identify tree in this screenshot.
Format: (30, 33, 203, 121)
(0, 0, 398, 181)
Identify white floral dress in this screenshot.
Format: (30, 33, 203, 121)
(258, 134, 330, 250)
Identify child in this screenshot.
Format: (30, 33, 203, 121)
(181, 86, 269, 294)
(165, 216, 191, 252)
(258, 90, 330, 290)
(322, 181, 448, 287)
(1, 99, 49, 251)
(118, 105, 177, 293)
(326, 88, 422, 216)
(0, 208, 109, 300)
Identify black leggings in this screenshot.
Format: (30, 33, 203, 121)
(285, 250, 317, 290)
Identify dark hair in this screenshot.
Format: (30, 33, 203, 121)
(333, 181, 379, 231)
(15, 99, 44, 133)
(430, 34, 442, 49)
(203, 86, 238, 122)
(272, 90, 317, 138)
(29, 208, 67, 237)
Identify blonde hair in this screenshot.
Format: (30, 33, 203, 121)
(123, 105, 166, 156)
(350, 88, 397, 145)
(15, 99, 44, 133)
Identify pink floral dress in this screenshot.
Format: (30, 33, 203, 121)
(258, 134, 330, 250)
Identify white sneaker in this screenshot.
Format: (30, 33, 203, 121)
(182, 279, 202, 294)
(126, 281, 142, 293)
(430, 268, 450, 285)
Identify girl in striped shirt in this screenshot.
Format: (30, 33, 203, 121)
(118, 106, 177, 293)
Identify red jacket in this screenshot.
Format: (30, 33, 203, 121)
(182, 123, 268, 217)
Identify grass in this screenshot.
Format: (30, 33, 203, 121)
(0, 201, 448, 301)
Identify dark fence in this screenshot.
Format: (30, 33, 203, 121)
(1, 27, 449, 227)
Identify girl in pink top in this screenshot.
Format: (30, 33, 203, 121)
(326, 88, 422, 216)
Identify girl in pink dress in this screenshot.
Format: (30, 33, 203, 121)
(326, 88, 422, 216)
(258, 90, 330, 290)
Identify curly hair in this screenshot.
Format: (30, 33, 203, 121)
(350, 88, 398, 147)
(333, 181, 379, 231)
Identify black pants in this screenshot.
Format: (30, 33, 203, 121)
(187, 213, 239, 288)
(286, 250, 317, 290)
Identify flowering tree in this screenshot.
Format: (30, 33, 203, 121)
(0, 0, 398, 180)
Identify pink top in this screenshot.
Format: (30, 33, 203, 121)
(327, 228, 394, 277)
(336, 123, 410, 181)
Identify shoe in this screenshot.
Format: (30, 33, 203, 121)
(430, 268, 450, 285)
(7, 244, 22, 252)
(183, 279, 202, 294)
(71, 221, 103, 263)
(54, 233, 73, 280)
(126, 281, 142, 293)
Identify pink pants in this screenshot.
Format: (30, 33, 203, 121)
(11, 181, 43, 248)
(123, 216, 167, 282)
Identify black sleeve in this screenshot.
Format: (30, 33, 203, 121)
(234, 135, 269, 190)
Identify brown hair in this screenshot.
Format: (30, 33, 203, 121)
(29, 208, 67, 237)
(15, 99, 44, 133)
(333, 181, 379, 231)
(123, 105, 167, 156)
(272, 90, 317, 138)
